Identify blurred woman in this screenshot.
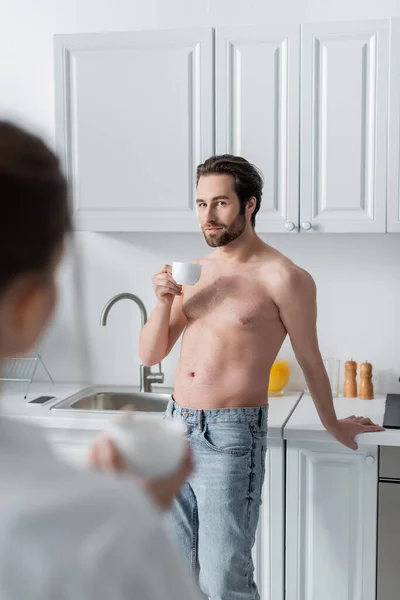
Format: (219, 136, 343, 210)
(0, 121, 198, 600)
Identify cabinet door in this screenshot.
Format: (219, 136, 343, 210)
(45, 428, 97, 467)
(286, 441, 378, 600)
(253, 440, 285, 600)
(52, 442, 89, 467)
(55, 29, 213, 232)
(300, 20, 389, 233)
(216, 25, 300, 233)
(387, 19, 400, 232)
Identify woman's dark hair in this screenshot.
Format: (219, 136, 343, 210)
(196, 154, 264, 227)
(0, 121, 70, 293)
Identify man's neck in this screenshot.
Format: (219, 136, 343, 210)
(215, 228, 266, 263)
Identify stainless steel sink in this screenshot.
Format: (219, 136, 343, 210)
(51, 386, 172, 414)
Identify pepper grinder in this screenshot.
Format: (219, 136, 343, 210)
(359, 361, 374, 400)
(344, 360, 358, 398)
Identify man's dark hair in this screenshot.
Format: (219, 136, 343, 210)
(196, 154, 264, 227)
(0, 121, 70, 293)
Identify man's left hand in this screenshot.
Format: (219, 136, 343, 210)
(327, 415, 385, 450)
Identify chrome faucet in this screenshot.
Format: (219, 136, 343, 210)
(100, 293, 164, 393)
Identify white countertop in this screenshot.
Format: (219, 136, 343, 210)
(0, 382, 106, 430)
(5, 383, 400, 446)
(284, 393, 400, 447)
(0, 383, 302, 440)
(267, 392, 303, 439)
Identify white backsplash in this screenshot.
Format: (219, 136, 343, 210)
(37, 232, 400, 394)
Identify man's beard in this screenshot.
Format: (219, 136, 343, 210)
(202, 212, 246, 248)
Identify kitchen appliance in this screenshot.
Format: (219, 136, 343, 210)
(382, 394, 400, 429)
(377, 445, 400, 600)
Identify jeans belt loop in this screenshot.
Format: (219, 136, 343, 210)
(198, 410, 203, 432)
(258, 408, 263, 428)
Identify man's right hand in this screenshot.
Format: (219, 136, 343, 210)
(152, 264, 182, 304)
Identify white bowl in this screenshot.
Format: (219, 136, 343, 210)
(172, 262, 202, 286)
(106, 414, 187, 478)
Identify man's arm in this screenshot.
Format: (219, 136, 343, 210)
(139, 265, 188, 366)
(274, 267, 384, 449)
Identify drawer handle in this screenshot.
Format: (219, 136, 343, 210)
(365, 455, 375, 465)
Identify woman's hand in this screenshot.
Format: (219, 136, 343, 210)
(87, 435, 193, 510)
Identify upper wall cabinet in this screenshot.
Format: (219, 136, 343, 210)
(55, 29, 214, 231)
(55, 21, 395, 234)
(300, 20, 389, 233)
(387, 19, 400, 233)
(215, 25, 300, 233)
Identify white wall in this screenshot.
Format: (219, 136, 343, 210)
(1, 0, 400, 393)
(40, 231, 400, 394)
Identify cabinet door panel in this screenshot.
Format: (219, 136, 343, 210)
(300, 20, 389, 233)
(55, 29, 214, 231)
(216, 25, 300, 233)
(387, 18, 400, 232)
(286, 442, 378, 600)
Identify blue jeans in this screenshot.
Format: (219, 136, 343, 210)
(165, 398, 268, 600)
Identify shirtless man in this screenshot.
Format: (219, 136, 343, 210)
(139, 155, 383, 600)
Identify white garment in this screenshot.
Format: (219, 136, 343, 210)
(0, 418, 200, 600)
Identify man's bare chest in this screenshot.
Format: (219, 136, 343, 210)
(182, 275, 279, 327)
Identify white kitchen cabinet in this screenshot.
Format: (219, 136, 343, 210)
(253, 439, 286, 600)
(39, 390, 302, 600)
(49, 430, 283, 600)
(387, 19, 400, 232)
(300, 20, 389, 233)
(286, 441, 378, 600)
(51, 442, 89, 467)
(55, 21, 394, 234)
(55, 29, 214, 232)
(215, 25, 300, 233)
(45, 427, 97, 468)
(48, 430, 284, 600)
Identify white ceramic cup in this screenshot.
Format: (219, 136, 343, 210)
(106, 414, 188, 478)
(172, 262, 202, 286)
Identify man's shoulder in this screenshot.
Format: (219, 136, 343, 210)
(261, 249, 315, 293)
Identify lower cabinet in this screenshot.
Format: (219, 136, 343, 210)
(47, 427, 286, 600)
(254, 438, 286, 600)
(285, 441, 378, 600)
(46, 427, 380, 600)
(45, 428, 96, 468)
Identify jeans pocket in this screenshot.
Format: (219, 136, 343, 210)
(201, 422, 253, 456)
(250, 419, 268, 439)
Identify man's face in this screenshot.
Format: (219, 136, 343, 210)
(196, 174, 246, 247)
